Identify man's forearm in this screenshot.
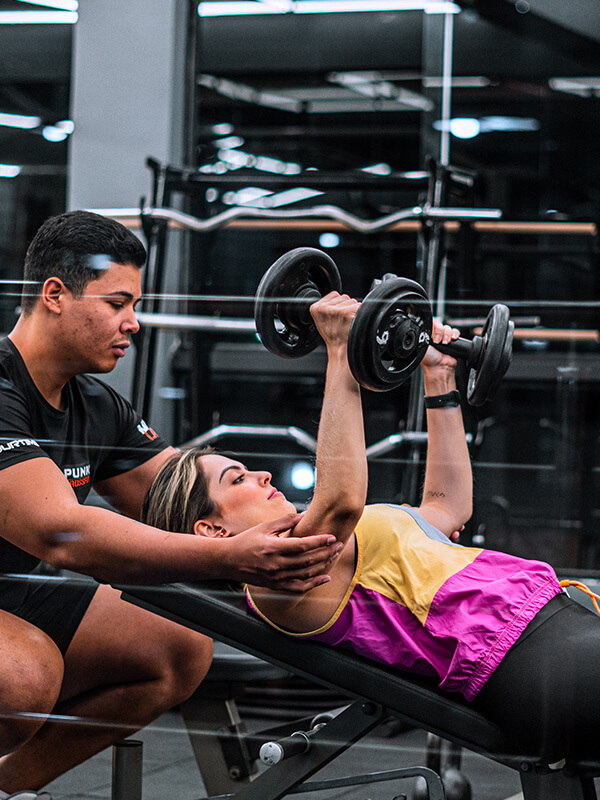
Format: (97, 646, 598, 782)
(41, 503, 231, 584)
(0, 456, 340, 593)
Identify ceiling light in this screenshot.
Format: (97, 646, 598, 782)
(213, 135, 244, 149)
(217, 148, 302, 175)
(199, 2, 282, 14)
(212, 122, 234, 134)
(259, 0, 293, 9)
(328, 71, 434, 111)
(222, 187, 273, 206)
(319, 232, 340, 248)
(362, 163, 393, 175)
(217, 149, 254, 170)
(423, 76, 490, 88)
(330, 71, 490, 89)
(42, 125, 68, 142)
(290, 462, 315, 491)
(0, 112, 41, 129)
(0, 164, 21, 179)
(200, 73, 434, 115)
(296, 1, 459, 12)
(15, 0, 78, 10)
(55, 119, 75, 133)
(198, 1, 460, 17)
(198, 74, 300, 113)
(0, 11, 78, 23)
(479, 116, 539, 132)
(198, 162, 229, 174)
(433, 116, 540, 139)
(221, 187, 324, 208)
(549, 78, 600, 98)
(257, 188, 323, 207)
(450, 118, 480, 139)
(255, 156, 302, 175)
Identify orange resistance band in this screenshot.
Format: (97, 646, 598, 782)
(559, 580, 600, 616)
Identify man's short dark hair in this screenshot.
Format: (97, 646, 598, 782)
(21, 210, 147, 313)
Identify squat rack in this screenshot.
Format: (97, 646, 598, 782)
(129, 157, 504, 496)
(106, 155, 599, 506)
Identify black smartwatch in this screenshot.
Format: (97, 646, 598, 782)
(425, 390, 460, 409)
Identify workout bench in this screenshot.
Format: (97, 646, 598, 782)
(117, 580, 600, 800)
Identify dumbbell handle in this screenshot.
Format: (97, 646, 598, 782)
(290, 287, 321, 327)
(434, 335, 481, 368)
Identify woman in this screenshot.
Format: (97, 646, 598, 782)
(143, 292, 600, 764)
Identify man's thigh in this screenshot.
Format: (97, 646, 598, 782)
(60, 584, 213, 702)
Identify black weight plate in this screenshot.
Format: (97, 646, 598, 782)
(348, 277, 432, 392)
(498, 319, 514, 380)
(467, 304, 512, 406)
(254, 248, 342, 359)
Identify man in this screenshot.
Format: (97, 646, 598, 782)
(0, 210, 340, 797)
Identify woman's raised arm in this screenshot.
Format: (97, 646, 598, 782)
(292, 292, 367, 546)
(415, 320, 473, 536)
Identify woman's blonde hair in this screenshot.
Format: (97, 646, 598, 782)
(142, 446, 219, 533)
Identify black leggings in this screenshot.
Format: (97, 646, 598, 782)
(472, 593, 600, 765)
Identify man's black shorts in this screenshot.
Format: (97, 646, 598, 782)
(0, 572, 99, 654)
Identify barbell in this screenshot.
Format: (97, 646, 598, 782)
(254, 247, 514, 405)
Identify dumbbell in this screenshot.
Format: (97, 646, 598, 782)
(254, 247, 513, 405)
(254, 247, 430, 389)
(350, 272, 514, 404)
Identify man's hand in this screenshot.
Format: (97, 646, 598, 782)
(224, 513, 342, 592)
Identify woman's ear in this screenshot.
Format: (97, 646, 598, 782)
(193, 520, 228, 538)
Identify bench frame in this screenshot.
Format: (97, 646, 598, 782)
(117, 582, 599, 800)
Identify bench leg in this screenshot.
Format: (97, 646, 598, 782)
(229, 700, 386, 800)
(112, 740, 143, 800)
(520, 769, 597, 800)
(180, 684, 256, 796)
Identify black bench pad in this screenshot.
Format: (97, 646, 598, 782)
(117, 580, 529, 764)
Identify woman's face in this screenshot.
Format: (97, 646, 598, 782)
(199, 454, 298, 534)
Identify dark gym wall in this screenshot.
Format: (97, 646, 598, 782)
(175, 1, 600, 565)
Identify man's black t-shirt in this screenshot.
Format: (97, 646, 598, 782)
(0, 336, 168, 574)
